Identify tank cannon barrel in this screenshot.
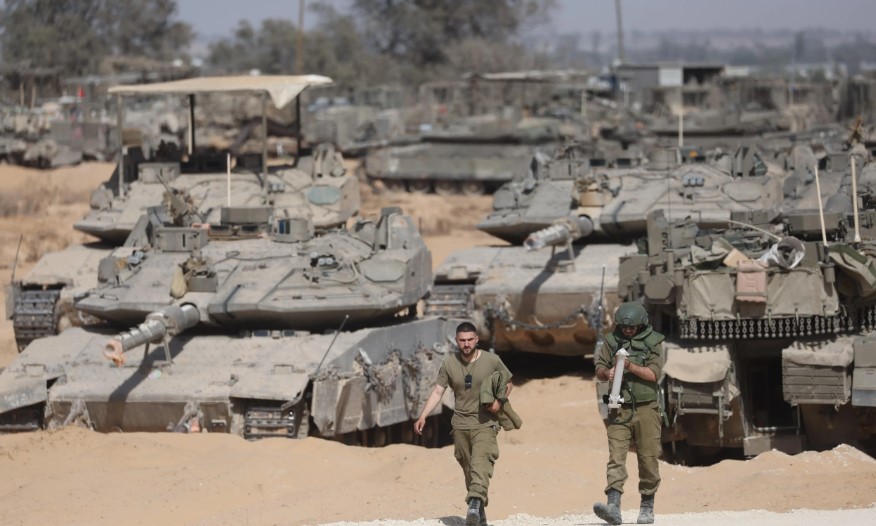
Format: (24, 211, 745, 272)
(524, 216, 594, 251)
(104, 304, 200, 366)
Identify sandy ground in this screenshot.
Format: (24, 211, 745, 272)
(0, 163, 875, 526)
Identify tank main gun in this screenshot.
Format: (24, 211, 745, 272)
(104, 304, 200, 366)
(523, 215, 594, 251)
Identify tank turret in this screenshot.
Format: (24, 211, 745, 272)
(478, 145, 786, 244)
(76, 204, 431, 330)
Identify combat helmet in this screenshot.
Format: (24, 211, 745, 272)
(615, 302, 649, 328)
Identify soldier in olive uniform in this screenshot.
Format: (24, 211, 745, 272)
(593, 302, 665, 525)
(415, 322, 513, 526)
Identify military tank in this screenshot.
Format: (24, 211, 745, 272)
(425, 144, 788, 358)
(7, 76, 360, 351)
(0, 203, 456, 444)
(363, 115, 582, 195)
(648, 108, 786, 145)
(477, 143, 777, 244)
(617, 206, 876, 459)
(76, 75, 356, 244)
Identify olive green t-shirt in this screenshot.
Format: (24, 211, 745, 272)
(437, 350, 511, 430)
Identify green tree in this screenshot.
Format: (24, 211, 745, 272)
(207, 19, 298, 75)
(0, 0, 106, 74)
(0, 0, 193, 76)
(205, 0, 556, 86)
(350, 0, 555, 69)
(99, 0, 193, 61)
(306, 2, 402, 85)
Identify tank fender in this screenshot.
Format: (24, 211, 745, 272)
(0, 376, 47, 414)
(229, 372, 309, 405)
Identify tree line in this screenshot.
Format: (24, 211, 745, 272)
(2, 0, 873, 98)
(0, 0, 557, 90)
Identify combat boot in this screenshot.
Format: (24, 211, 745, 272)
(466, 497, 482, 526)
(637, 494, 654, 524)
(593, 488, 622, 525)
(479, 502, 488, 526)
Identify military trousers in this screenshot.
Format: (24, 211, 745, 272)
(453, 424, 500, 505)
(604, 400, 661, 496)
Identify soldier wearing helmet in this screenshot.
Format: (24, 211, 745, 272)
(592, 301, 665, 525)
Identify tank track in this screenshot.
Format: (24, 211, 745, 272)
(243, 403, 307, 439)
(0, 404, 43, 433)
(13, 289, 61, 351)
(679, 314, 856, 340)
(423, 284, 474, 319)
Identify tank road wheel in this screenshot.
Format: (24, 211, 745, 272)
(460, 181, 485, 196)
(400, 422, 415, 443)
(417, 414, 442, 448)
(372, 426, 389, 447)
(382, 179, 406, 193)
(235, 400, 308, 440)
(0, 403, 44, 432)
(406, 179, 432, 194)
(434, 180, 459, 196)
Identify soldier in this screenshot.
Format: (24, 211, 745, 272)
(414, 321, 513, 526)
(593, 302, 665, 525)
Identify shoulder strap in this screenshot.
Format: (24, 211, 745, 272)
(643, 330, 665, 349)
(603, 332, 619, 356)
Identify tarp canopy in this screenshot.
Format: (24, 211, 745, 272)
(108, 75, 333, 108)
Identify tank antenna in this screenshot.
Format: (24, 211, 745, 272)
(261, 92, 268, 192)
(314, 314, 350, 377)
(116, 94, 126, 198)
(814, 164, 828, 247)
(10, 234, 23, 283)
(226, 152, 232, 207)
(593, 265, 606, 358)
(852, 156, 861, 243)
(677, 85, 683, 148)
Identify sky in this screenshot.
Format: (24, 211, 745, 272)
(178, 0, 876, 40)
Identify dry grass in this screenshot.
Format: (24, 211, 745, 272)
(20, 225, 71, 263)
(0, 180, 91, 217)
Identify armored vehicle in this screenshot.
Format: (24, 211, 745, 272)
(477, 143, 773, 244)
(76, 75, 355, 244)
(425, 145, 787, 358)
(362, 69, 618, 196)
(0, 204, 456, 444)
(649, 108, 785, 145)
(617, 208, 876, 459)
(7, 76, 359, 350)
(363, 115, 586, 195)
(302, 85, 409, 155)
